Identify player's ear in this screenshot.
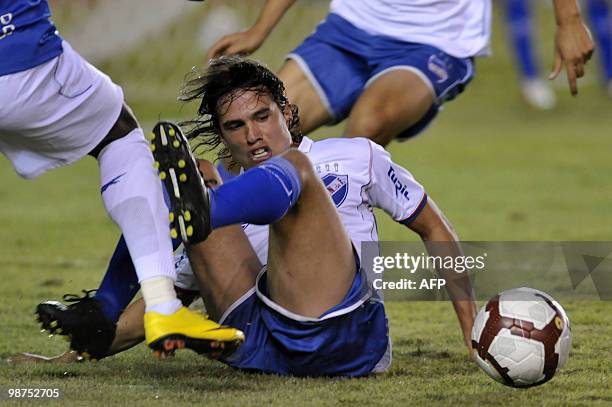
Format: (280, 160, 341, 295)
(283, 103, 294, 127)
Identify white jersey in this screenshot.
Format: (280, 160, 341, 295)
(176, 136, 427, 290)
(329, 0, 492, 58)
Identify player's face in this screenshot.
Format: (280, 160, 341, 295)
(218, 90, 292, 170)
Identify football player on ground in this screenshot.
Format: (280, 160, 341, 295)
(207, 0, 593, 148)
(17, 58, 476, 376)
(0, 0, 243, 357)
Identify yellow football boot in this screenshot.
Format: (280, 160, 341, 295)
(145, 306, 244, 358)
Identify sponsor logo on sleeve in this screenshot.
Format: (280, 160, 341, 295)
(387, 167, 410, 200)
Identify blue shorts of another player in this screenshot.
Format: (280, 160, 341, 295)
(219, 260, 390, 377)
(288, 13, 475, 140)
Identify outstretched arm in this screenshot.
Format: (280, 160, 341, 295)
(406, 199, 477, 350)
(207, 0, 297, 60)
(550, 0, 595, 95)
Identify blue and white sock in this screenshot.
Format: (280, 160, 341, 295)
(94, 182, 182, 322)
(210, 156, 302, 228)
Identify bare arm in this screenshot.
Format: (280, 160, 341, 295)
(549, 0, 595, 95)
(207, 0, 297, 60)
(406, 199, 477, 350)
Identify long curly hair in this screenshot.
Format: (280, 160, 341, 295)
(178, 57, 302, 163)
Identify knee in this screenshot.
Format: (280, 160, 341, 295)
(119, 104, 139, 128)
(345, 113, 393, 146)
(279, 149, 315, 185)
(90, 105, 139, 158)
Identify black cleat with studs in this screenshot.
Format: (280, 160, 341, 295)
(36, 290, 116, 360)
(149, 121, 212, 245)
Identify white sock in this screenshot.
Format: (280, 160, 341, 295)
(141, 277, 182, 315)
(98, 128, 177, 311)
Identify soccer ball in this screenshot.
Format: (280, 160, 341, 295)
(471, 287, 571, 388)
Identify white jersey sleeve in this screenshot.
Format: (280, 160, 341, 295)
(367, 141, 427, 225)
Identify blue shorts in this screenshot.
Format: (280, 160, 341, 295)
(219, 265, 390, 377)
(288, 13, 475, 139)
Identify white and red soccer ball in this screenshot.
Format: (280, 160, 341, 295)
(471, 287, 572, 388)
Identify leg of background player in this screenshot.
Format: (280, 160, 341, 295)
(505, 0, 556, 109)
(277, 59, 333, 134)
(587, 0, 612, 95)
(94, 236, 140, 322)
(506, 0, 539, 81)
(97, 127, 182, 316)
(343, 70, 433, 146)
(94, 184, 181, 322)
(94, 181, 182, 323)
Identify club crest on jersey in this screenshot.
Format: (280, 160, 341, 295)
(428, 54, 449, 83)
(388, 167, 410, 200)
(321, 173, 348, 207)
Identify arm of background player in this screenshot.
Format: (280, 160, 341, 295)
(550, 0, 595, 95)
(207, 0, 297, 60)
(406, 199, 478, 350)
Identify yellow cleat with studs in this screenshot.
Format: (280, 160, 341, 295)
(145, 307, 244, 358)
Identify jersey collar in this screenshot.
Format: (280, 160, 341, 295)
(297, 136, 313, 153)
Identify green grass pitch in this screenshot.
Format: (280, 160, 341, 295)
(0, 4, 611, 406)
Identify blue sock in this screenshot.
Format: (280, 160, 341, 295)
(506, 0, 539, 79)
(94, 236, 140, 323)
(588, 0, 612, 80)
(94, 181, 181, 322)
(210, 156, 302, 228)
